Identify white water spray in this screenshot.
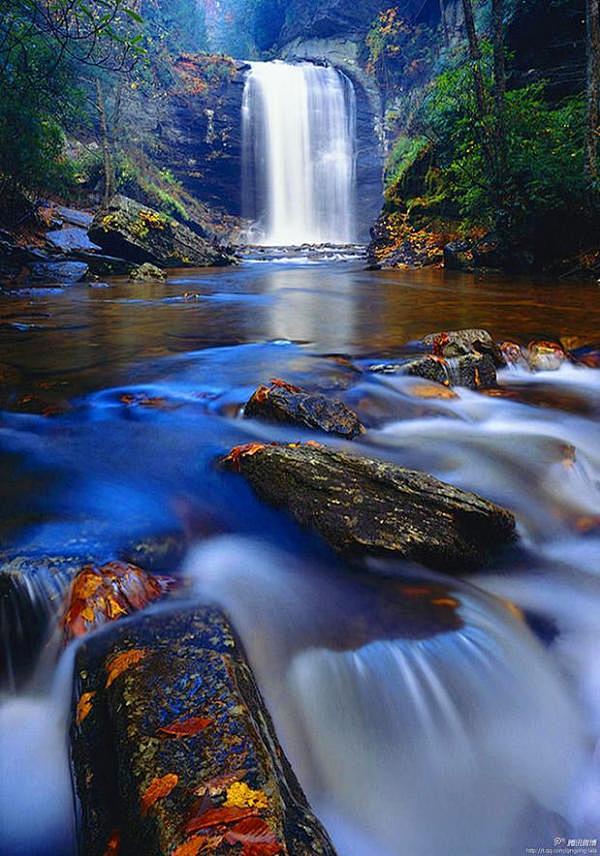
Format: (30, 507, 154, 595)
(242, 60, 356, 245)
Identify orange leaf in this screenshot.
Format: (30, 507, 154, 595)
(268, 378, 302, 393)
(103, 829, 121, 856)
(171, 836, 223, 856)
(76, 691, 96, 725)
(158, 716, 213, 738)
(141, 773, 179, 815)
(224, 817, 281, 855)
(222, 443, 267, 472)
(186, 806, 258, 834)
(105, 649, 147, 688)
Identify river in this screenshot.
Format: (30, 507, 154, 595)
(1, 254, 599, 855)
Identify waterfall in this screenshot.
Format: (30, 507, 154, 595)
(242, 60, 357, 246)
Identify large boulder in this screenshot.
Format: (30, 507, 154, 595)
(220, 443, 516, 572)
(89, 196, 236, 268)
(243, 379, 365, 438)
(71, 605, 336, 856)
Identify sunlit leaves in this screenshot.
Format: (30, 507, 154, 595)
(62, 560, 169, 642)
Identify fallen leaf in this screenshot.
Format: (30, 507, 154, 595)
(268, 378, 302, 393)
(105, 648, 147, 688)
(194, 770, 246, 796)
(186, 805, 258, 834)
(158, 716, 213, 738)
(141, 773, 179, 815)
(224, 782, 268, 810)
(222, 443, 267, 472)
(76, 691, 96, 725)
(103, 829, 121, 856)
(224, 817, 281, 855)
(171, 835, 223, 856)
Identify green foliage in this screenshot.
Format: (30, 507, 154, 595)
(385, 136, 430, 190)
(115, 153, 189, 222)
(421, 52, 587, 236)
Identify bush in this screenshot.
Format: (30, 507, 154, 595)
(422, 52, 587, 242)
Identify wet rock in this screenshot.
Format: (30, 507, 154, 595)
(243, 379, 364, 438)
(62, 561, 172, 643)
(71, 605, 336, 856)
(500, 341, 530, 369)
(371, 353, 497, 390)
(422, 328, 505, 367)
(29, 259, 89, 283)
(46, 227, 100, 253)
(89, 195, 236, 268)
(526, 340, 567, 372)
(220, 443, 516, 571)
(443, 239, 474, 271)
(71, 250, 134, 276)
(129, 262, 167, 281)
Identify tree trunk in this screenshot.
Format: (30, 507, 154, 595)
(584, 0, 600, 189)
(461, 0, 487, 117)
(95, 78, 115, 206)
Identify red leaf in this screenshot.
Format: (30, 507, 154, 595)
(185, 806, 258, 834)
(224, 817, 282, 855)
(158, 716, 213, 738)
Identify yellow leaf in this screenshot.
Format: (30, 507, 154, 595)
(224, 781, 268, 810)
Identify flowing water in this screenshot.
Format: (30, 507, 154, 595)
(242, 62, 357, 245)
(0, 257, 599, 855)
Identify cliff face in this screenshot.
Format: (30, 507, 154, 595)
(157, 55, 249, 218)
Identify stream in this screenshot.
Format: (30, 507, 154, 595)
(0, 253, 599, 855)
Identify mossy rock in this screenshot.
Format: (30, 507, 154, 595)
(89, 196, 236, 268)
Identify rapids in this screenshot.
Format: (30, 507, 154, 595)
(0, 258, 599, 855)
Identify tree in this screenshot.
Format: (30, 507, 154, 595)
(0, 0, 144, 220)
(584, 0, 600, 191)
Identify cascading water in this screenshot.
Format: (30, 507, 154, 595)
(242, 60, 357, 246)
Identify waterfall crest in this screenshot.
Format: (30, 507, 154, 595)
(242, 60, 357, 246)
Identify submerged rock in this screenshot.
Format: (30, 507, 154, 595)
(371, 353, 497, 389)
(422, 328, 505, 367)
(71, 605, 336, 856)
(29, 259, 89, 283)
(129, 262, 167, 281)
(243, 379, 364, 438)
(220, 443, 516, 572)
(89, 195, 236, 268)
